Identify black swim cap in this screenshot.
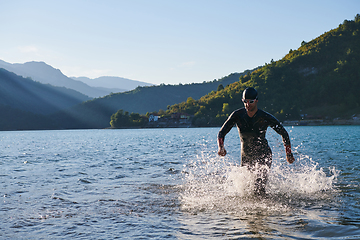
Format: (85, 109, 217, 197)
(242, 87, 258, 100)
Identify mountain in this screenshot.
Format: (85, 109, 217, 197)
(0, 60, 118, 98)
(50, 71, 253, 129)
(161, 15, 360, 126)
(71, 76, 154, 92)
(0, 68, 90, 115)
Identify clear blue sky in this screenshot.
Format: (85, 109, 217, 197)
(0, 0, 359, 85)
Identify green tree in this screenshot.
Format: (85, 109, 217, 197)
(222, 103, 230, 114)
(217, 84, 224, 91)
(110, 109, 129, 128)
(110, 110, 148, 128)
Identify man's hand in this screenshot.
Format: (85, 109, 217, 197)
(217, 138, 227, 156)
(218, 146, 227, 156)
(286, 153, 295, 164)
(285, 145, 295, 163)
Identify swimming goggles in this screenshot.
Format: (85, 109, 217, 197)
(242, 99, 256, 104)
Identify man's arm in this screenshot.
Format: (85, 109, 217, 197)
(268, 114, 295, 164)
(217, 111, 237, 157)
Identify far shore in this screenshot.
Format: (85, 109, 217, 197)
(107, 119, 360, 130)
(282, 119, 360, 126)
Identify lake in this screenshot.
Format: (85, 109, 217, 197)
(1, 126, 359, 239)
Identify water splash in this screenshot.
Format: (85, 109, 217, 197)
(269, 156, 339, 198)
(180, 150, 339, 214)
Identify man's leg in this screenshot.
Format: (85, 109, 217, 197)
(254, 155, 272, 196)
(254, 169, 268, 196)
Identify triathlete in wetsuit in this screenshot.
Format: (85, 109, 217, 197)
(217, 87, 295, 195)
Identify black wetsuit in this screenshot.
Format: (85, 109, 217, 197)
(218, 108, 291, 194)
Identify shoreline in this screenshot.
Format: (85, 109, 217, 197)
(282, 119, 360, 126)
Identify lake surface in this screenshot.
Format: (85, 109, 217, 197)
(1, 126, 359, 239)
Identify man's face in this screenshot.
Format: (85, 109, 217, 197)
(242, 99, 258, 112)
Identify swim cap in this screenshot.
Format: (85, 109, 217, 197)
(242, 87, 258, 100)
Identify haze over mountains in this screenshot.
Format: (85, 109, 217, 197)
(0, 60, 153, 98)
(0, 68, 90, 130)
(71, 76, 154, 93)
(0, 68, 90, 115)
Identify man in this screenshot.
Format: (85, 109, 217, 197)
(217, 87, 295, 195)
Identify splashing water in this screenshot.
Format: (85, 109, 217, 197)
(269, 156, 338, 198)
(180, 150, 339, 214)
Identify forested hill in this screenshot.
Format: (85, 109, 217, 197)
(161, 15, 360, 126)
(50, 71, 254, 129)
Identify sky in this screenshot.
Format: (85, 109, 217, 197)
(0, 0, 359, 85)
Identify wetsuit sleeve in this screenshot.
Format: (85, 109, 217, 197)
(218, 111, 237, 142)
(267, 115, 291, 146)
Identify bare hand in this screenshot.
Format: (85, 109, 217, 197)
(218, 146, 227, 156)
(286, 153, 295, 164)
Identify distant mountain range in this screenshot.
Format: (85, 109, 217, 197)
(71, 76, 154, 93)
(0, 58, 250, 130)
(0, 60, 153, 98)
(50, 72, 251, 129)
